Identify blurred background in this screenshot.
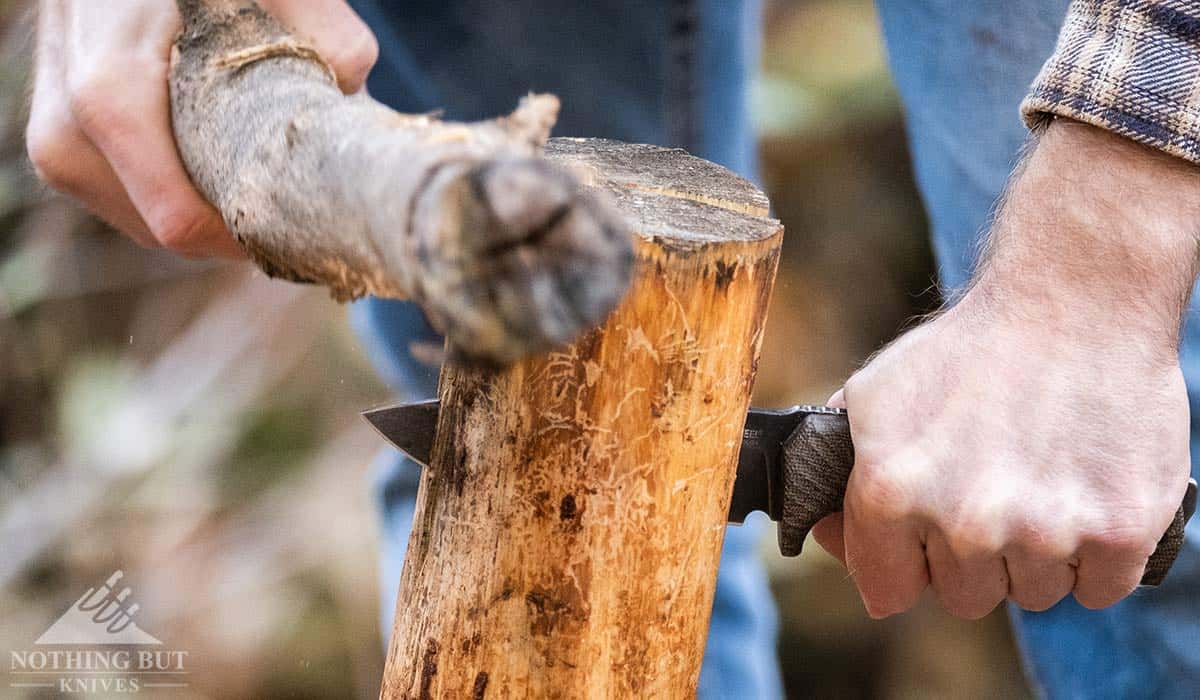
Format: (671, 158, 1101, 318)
(0, 0, 1030, 697)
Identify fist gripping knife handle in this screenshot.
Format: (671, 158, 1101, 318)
(773, 409, 1198, 587)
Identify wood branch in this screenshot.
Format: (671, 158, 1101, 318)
(382, 139, 783, 698)
(169, 0, 632, 364)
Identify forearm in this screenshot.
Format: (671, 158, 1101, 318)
(973, 120, 1200, 352)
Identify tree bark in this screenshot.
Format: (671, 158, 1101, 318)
(383, 138, 783, 698)
(169, 0, 632, 365)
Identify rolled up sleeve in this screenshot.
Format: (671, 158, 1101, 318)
(1023, 0, 1200, 164)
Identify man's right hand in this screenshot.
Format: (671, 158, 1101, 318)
(811, 121, 1199, 619)
(27, 0, 379, 258)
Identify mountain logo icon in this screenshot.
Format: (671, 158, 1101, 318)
(35, 570, 163, 646)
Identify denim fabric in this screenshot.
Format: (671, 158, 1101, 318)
(348, 2, 782, 698)
(878, 1, 1200, 697)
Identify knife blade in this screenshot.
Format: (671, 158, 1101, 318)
(363, 399, 440, 468)
(362, 400, 1197, 585)
(361, 400, 827, 524)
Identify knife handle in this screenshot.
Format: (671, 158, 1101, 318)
(776, 410, 1199, 587)
(776, 411, 853, 558)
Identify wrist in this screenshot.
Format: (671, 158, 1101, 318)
(970, 120, 1200, 351)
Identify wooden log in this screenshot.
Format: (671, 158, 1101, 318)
(169, 0, 632, 365)
(383, 138, 784, 698)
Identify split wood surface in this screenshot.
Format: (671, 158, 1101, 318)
(383, 138, 784, 698)
(169, 0, 632, 365)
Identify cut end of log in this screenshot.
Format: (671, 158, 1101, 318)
(411, 158, 635, 366)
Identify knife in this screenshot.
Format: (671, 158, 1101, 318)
(363, 400, 1197, 586)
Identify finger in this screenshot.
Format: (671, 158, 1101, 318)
(27, 0, 156, 246)
(810, 512, 846, 565)
(1072, 540, 1150, 609)
(29, 115, 158, 247)
(258, 0, 379, 94)
(925, 531, 1009, 619)
(1006, 555, 1076, 612)
(843, 472, 929, 618)
(62, 3, 243, 259)
(827, 388, 846, 408)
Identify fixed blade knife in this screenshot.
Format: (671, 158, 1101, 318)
(363, 400, 1197, 586)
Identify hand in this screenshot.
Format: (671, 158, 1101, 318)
(812, 120, 1200, 619)
(26, 0, 378, 258)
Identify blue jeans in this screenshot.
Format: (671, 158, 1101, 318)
(352, 1, 1200, 697)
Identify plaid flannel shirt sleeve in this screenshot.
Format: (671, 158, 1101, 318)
(1023, 0, 1200, 165)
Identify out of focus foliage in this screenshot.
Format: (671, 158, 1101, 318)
(0, 1, 1029, 697)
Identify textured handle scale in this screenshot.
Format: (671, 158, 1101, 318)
(776, 412, 1197, 587)
(777, 411, 854, 557)
(1142, 479, 1198, 586)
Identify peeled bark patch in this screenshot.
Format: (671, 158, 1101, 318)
(382, 138, 783, 698)
(169, 0, 632, 365)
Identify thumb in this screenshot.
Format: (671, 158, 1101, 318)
(258, 0, 379, 94)
(827, 388, 846, 409)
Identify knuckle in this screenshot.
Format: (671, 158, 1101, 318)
(67, 72, 135, 140)
(329, 27, 379, 90)
(1074, 583, 1134, 611)
(841, 372, 872, 407)
(1080, 519, 1157, 561)
(947, 528, 1001, 559)
(862, 597, 903, 620)
(1073, 595, 1110, 611)
(1009, 593, 1060, 613)
(942, 510, 1006, 558)
(152, 207, 219, 256)
(854, 576, 916, 619)
(935, 589, 1000, 620)
(848, 463, 915, 522)
(25, 121, 79, 192)
(1006, 516, 1076, 562)
(1007, 574, 1072, 612)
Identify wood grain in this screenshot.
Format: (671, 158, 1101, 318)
(382, 138, 783, 698)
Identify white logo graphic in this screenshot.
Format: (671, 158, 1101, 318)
(36, 571, 163, 646)
(9, 570, 189, 694)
